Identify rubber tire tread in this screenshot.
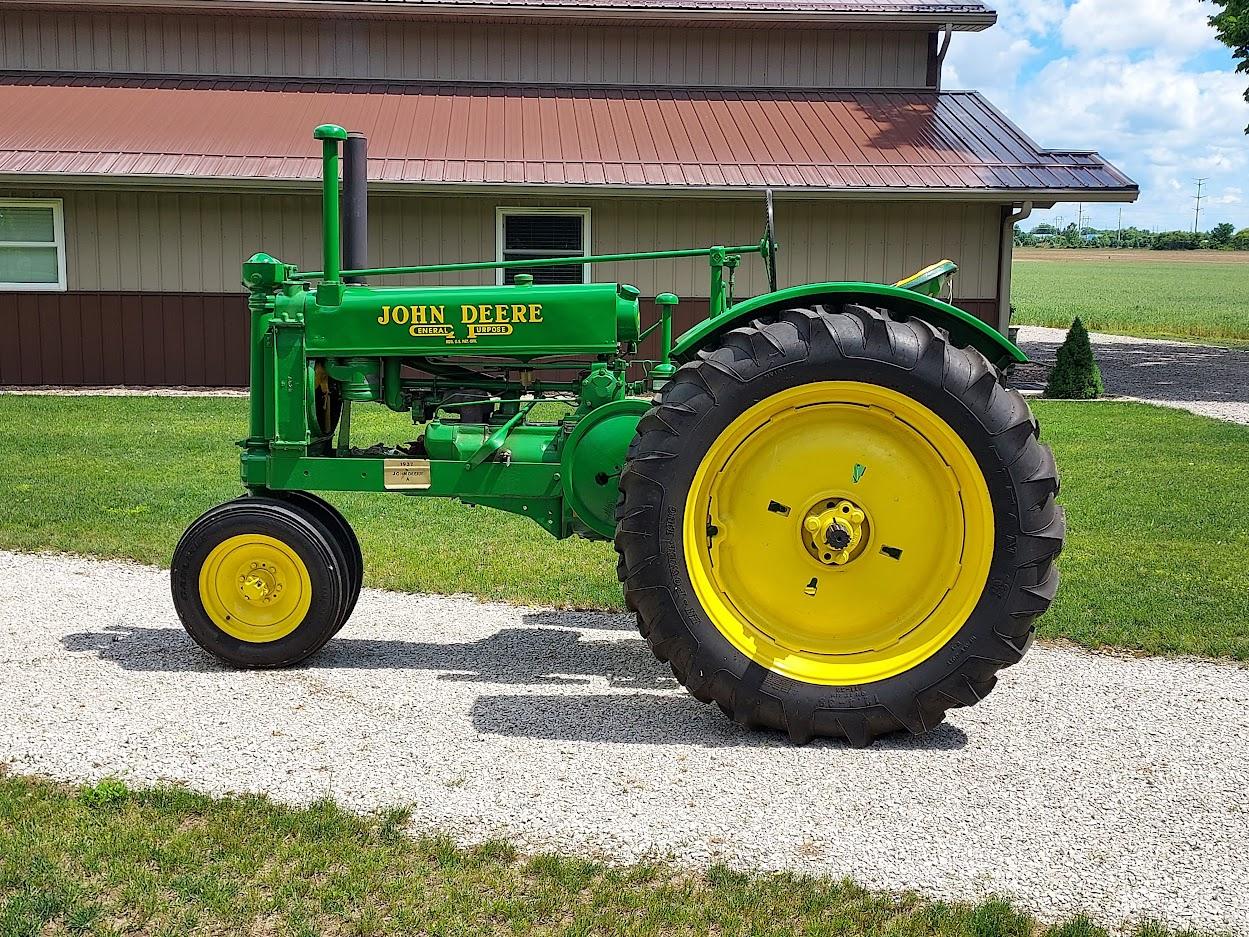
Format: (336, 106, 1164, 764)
(613, 304, 1063, 746)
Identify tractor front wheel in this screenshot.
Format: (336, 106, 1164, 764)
(264, 490, 363, 632)
(171, 497, 352, 667)
(615, 304, 1064, 745)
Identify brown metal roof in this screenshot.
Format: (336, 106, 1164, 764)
(0, 0, 999, 29)
(0, 75, 1137, 200)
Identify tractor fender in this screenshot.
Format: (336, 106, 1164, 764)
(671, 282, 1027, 369)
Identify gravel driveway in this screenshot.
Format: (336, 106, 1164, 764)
(3, 549, 1247, 934)
(1012, 326, 1249, 425)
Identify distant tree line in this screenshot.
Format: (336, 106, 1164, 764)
(1015, 222, 1249, 251)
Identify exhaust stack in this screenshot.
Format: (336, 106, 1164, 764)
(343, 132, 368, 284)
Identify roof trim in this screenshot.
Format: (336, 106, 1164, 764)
(0, 0, 999, 29)
(0, 69, 935, 95)
(0, 173, 1140, 204)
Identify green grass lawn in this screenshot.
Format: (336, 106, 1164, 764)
(0, 774, 1216, 937)
(0, 395, 1246, 659)
(1011, 250, 1249, 343)
(0, 395, 620, 609)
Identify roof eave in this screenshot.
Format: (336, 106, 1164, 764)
(0, 173, 1139, 202)
(0, 0, 999, 30)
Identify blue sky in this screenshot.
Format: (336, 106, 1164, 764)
(945, 0, 1249, 233)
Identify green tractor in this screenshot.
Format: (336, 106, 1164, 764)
(171, 125, 1063, 746)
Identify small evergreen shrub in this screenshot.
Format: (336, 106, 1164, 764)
(1044, 318, 1104, 399)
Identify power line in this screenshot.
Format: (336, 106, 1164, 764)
(1193, 178, 1208, 234)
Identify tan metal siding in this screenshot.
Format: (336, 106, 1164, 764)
(0, 13, 933, 89)
(8, 189, 999, 301)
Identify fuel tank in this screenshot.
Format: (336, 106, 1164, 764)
(301, 279, 641, 359)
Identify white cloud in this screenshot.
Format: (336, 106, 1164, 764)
(945, 0, 1066, 96)
(1018, 57, 1245, 145)
(990, 0, 1070, 36)
(946, 0, 1249, 231)
(944, 30, 1041, 97)
(1208, 187, 1243, 206)
(1061, 0, 1219, 56)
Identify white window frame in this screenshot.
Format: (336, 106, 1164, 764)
(495, 207, 592, 286)
(0, 198, 67, 292)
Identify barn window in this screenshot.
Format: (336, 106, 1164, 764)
(0, 199, 67, 291)
(495, 208, 591, 285)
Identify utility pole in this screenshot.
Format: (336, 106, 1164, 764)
(1116, 207, 1123, 247)
(1193, 178, 1208, 234)
(1077, 203, 1086, 235)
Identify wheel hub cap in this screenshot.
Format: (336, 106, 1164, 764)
(241, 563, 285, 603)
(802, 499, 868, 566)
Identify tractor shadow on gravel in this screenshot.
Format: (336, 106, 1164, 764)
(61, 611, 681, 689)
(469, 693, 969, 751)
(62, 613, 969, 751)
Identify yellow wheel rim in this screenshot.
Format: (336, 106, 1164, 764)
(683, 381, 994, 686)
(198, 534, 313, 643)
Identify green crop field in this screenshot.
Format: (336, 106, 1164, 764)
(1010, 250, 1249, 343)
(0, 394, 1246, 660)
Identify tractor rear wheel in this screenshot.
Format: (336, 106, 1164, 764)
(171, 497, 351, 667)
(615, 304, 1063, 745)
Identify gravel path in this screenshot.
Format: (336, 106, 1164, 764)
(0, 386, 246, 397)
(3, 550, 1247, 934)
(1012, 326, 1249, 425)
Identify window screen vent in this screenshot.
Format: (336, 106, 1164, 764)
(499, 211, 588, 285)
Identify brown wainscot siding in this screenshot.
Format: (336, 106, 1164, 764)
(1, 292, 997, 388)
(0, 292, 248, 386)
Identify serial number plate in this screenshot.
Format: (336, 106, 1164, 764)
(383, 459, 432, 490)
